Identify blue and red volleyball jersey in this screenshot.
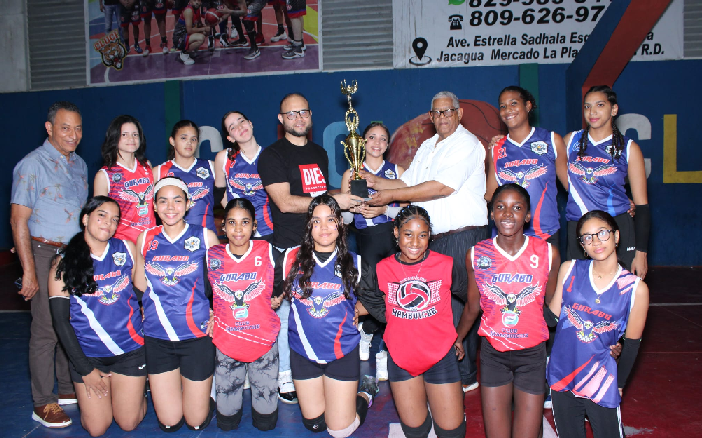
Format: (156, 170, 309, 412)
(70, 238, 144, 357)
(547, 259, 639, 408)
(141, 224, 210, 341)
(224, 148, 273, 237)
(100, 163, 156, 244)
(207, 240, 280, 362)
(472, 236, 551, 352)
(566, 130, 633, 221)
(493, 127, 559, 239)
(377, 251, 456, 376)
(354, 161, 400, 230)
(284, 247, 361, 364)
(155, 159, 216, 232)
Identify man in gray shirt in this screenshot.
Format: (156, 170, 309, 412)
(10, 101, 89, 428)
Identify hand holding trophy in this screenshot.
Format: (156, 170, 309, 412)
(340, 80, 369, 198)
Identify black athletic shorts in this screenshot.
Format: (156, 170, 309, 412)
(480, 337, 546, 395)
(70, 346, 147, 383)
(290, 344, 360, 382)
(388, 348, 461, 385)
(144, 336, 215, 381)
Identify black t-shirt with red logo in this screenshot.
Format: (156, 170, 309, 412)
(259, 138, 329, 249)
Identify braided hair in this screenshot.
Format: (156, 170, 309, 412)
(577, 85, 624, 163)
(393, 205, 432, 235)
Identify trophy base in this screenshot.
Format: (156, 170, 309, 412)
(350, 179, 369, 199)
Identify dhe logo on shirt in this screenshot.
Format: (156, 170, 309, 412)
(299, 164, 326, 194)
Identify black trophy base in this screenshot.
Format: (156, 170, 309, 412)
(350, 179, 369, 199)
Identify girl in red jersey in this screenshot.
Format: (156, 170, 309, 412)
(95, 115, 156, 244)
(459, 183, 560, 438)
(205, 198, 284, 431)
(358, 205, 466, 438)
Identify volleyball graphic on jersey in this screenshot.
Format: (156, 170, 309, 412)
(397, 280, 432, 311)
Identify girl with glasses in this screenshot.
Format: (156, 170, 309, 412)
(547, 210, 649, 438)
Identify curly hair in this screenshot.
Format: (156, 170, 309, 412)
(54, 196, 120, 297)
(577, 85, 624, 163)
(283, 194, 358, 301)
(101, 115, 148, 169)
(220, 111, 250, 161)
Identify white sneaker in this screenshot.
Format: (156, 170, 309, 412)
(376, 350, 388, 381)
(278, 370, 295, 393)
(179, 52, 194, 65)
(230, 28, 239, 39)
(462, 382, 479, 393)
(359, 322, 373, 361)
(271, 30, 287, 42)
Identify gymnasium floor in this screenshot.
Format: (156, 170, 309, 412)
(1, 260, 700, 437)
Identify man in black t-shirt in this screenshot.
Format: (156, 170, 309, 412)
(258, 92, 362, 405)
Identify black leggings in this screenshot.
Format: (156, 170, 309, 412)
(552, 390, 625, 438)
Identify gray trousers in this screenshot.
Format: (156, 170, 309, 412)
(29, 241, 73, 406)
(215, 342, 279, 416)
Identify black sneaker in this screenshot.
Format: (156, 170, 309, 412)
(230, 38, 248, 47)
(281, 45, 304, 59)
(244, 47, 260, 60)
(219, 33, 229, 47)
(278, 389, 298, 404)
(359, 375, 379, 408)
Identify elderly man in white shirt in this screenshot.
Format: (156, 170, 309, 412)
(363, 91, 489, 393)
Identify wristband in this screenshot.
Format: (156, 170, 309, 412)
(634, 204, 650, 253)
(214, 187, 226, 207)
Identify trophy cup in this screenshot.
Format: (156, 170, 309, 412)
(340, 80, 369, 198)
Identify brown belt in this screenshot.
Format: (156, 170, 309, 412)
(432, 225, 481, 241)
(31, 236, 66, 248)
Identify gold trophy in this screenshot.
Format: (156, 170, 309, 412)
(340, 80, 369, 198)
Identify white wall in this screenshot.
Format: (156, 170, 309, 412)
(0, 0, 28, 93)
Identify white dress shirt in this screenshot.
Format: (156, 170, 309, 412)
(400, 125, 487, 234)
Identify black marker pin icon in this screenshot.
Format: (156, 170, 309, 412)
(413, 37, 428, 60)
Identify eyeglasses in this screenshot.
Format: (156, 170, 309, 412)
(429, 108, 458, 118)
(280, 110, 311, 120)
(579, 229, 613, 245)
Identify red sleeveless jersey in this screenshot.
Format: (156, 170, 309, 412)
(377, 251, 456, 376)
(207, 240, 280, 361)
(100, 162, 156, 243)
(472, 236, 551, 352)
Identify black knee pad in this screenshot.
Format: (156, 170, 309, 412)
(401, 412, 432, 438)
(187, 397, 216, 431)
(433, 417, 466, 438)
(217, 409, 243, 431)
(302, 413, 327, 433)
(356, 395, 369, 426)
(158, 416, 185, 433)
(243, 20, 255, 33)
(252, 407, 278, 431)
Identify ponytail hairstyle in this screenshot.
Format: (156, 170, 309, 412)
(393, 205, 432, 236)
(362, 121, 390, 140)
(223, 198, 257, 238)
(575, 210, 627, 270)
(168, 120, 199, 160)
(101, 115, 148, 169)
(498, 85, 537, 124)
(578, 85, 624, 163)
(54, 196, 121, 297)
(221, 111, 250, 161)
(283, 194, 358, 301)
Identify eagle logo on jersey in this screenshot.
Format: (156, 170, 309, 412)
(112, 252, 126, 267)
(229, 178, 263, 196)
(196, 167, 210, 180)
(565, 306, 618, 343)
(477, 256, 492, 270)
(384, 169, 396, 179)
(484, 283, 541, 327)
(119, 185, 154, 217)
(297, 291, 346, 318)
(112, 173, 123, 183)
(215, 281, 265, 320)
(209, 258, 222, 270)
(184, 236, 200, 252)
(94, 30, 127, 70)
(531, 141, 548, 155)
(146, 262, 198, 286)
(93, 275, 130, 305)
(569, 162, 617, 184)
(498, 165, 547, 189)
(190, 187, 210, 201)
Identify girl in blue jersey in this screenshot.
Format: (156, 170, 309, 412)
(547, 210, 649, 438)
(282, 194, 378, 438)
(341, 122, 405, 379)
(215, 111, 274, 239)
(48, 196, 146, 436)
(486, 86, 568, 246)
(133, 177, 220, 432)
(153, 120, 216, 233)
(565, 86, 649, 279)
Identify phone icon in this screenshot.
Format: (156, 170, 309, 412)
(449, 14, 463, 31)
